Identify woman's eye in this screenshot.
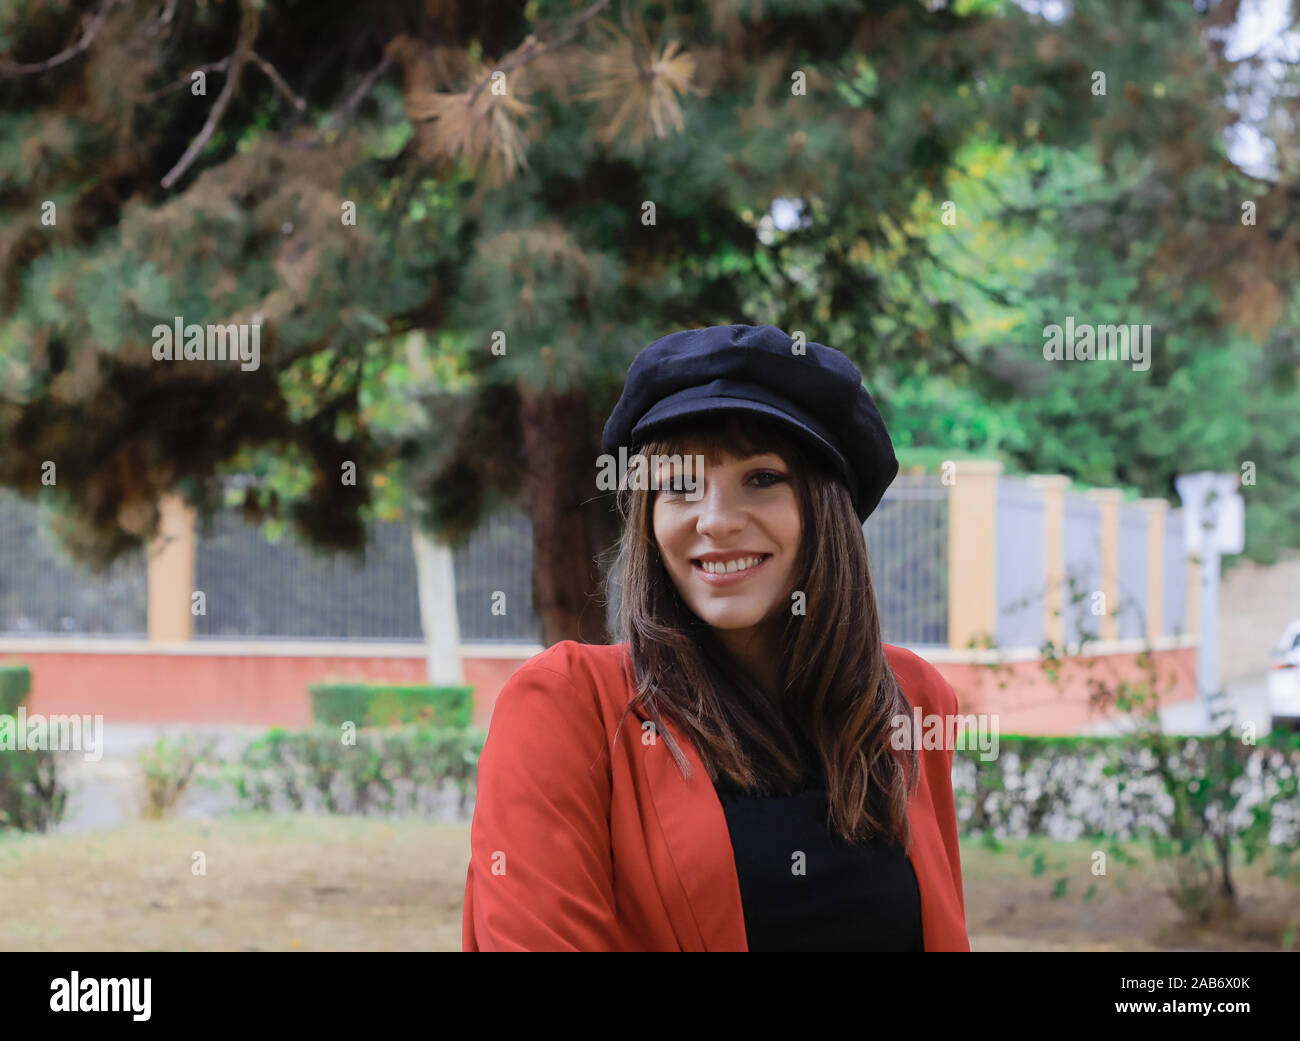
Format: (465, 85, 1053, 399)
(657, 470, 783, 494)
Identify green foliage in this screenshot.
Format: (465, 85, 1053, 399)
(308, 681, 473, 729)
(135, 734, 220, 820)
(230, 724, 486, 816)
(0, 665, 31, 716)
(0, 750, 68, 832)
(916, 132, 1300, 565)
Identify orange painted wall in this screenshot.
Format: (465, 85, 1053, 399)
(9, 651, 524, 730)
(4, 644, 1196, 735)
(931, 646, 1198, 734)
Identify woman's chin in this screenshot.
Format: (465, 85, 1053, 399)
(694, 607, 771, 634)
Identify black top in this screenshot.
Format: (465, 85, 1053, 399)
(713, 771, 924, 952)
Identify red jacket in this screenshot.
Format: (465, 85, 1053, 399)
(462, 639, 969, 951)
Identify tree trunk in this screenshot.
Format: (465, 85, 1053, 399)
(518, 383, 619, 647)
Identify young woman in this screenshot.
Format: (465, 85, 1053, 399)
(462, 324, 968, 951)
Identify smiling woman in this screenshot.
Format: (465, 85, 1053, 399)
(462, 323, 969, 952)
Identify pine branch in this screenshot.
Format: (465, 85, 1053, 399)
(134, 51, 302, 109)
(467, 0, 612, 103)
(251, 52, 306, 111)
(160, 0, 261, 190)
(327, 54, 394, 131)
(0, 0, 120, 78)
(134, 57, 232, 103)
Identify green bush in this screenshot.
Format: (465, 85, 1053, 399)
(308, 681, 473, 729)
(0, 665, 31, 717)
(230, 724, 486, 816)
(136, 734, 220, 819)
(953, 730, 1300, 924)
(0, 664, 64, 834)
(0, 752, 68, 833)
(954, 730, 1300, 840)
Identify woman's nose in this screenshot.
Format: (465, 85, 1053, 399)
(694, 480, 746, 537)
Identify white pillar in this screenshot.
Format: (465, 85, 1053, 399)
(412, 527, 464, 685)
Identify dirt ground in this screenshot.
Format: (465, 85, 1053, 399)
(1, 814, 1296, 951)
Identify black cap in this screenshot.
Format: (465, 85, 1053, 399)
(600, 324, 899, 523)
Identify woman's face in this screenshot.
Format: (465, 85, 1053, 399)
(651, 447, 803, 638)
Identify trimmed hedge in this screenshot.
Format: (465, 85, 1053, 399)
(231, 724, 486, 816)
(0, 662, 68, 833)
(308, 681, 473, 729)
(0, 665, 31, 716)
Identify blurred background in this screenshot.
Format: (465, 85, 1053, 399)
(1, 0, 1298, 951)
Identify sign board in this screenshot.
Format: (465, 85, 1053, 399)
(1174, 472, 1245, 555)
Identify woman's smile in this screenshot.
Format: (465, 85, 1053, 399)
(691, 552, 774, 584)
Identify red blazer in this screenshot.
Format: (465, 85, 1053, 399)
(462, 640, 969, 951)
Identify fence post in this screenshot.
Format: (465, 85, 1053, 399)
(1083, 488, 1123, 642)
(1137, 497, 1168, 643)
(1025, 475, 1070, 649)
(147, 492, 197, 642)
(947, 460, 1002, 650)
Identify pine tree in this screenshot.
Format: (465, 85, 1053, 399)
(1, 0, 1296, 642)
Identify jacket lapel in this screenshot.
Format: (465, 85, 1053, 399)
(635, 702, 750, 951)
(903, 752, 959, 951)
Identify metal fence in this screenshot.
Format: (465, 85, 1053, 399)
(1117, 501, 1150, 641)
(0, 478, 1190, 649)
(451, 509, 539, 642)
(995, 477, 1046, 650)
(1165, 508, 1189, 636)
(193, 510, 424, 640)
(195, 506, 540, 641)
(1063, 492, 1103, 644)
(867, 474, 949, 647)
(0, 489, 147, 636)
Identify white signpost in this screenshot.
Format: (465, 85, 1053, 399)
(1173, 471, 1245, 729)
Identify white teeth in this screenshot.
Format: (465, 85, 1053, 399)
(699, 555, 766, 574)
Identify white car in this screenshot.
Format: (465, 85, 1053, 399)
(1268, 619, 1300, 732)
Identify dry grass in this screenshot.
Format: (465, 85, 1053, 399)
(1, 815, 1296, 951)
(0, 814, 470, 952)
(962, 835, 1300, 952)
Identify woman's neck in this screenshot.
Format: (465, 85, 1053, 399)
(713, 618, 784, 698)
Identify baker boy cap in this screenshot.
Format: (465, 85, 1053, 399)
(601, 324, 899, 524)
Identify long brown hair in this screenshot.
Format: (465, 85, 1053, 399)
(604, 412, 919, 849)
